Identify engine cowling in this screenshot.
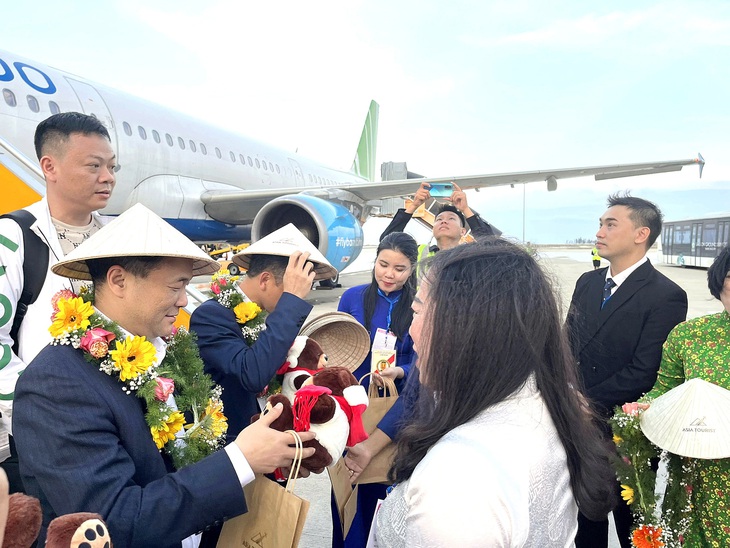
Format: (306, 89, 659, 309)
(251, 194, 363, 273)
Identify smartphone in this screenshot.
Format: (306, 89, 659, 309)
(427, 182, 454, 197)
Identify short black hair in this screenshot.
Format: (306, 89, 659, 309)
(607, 192, 663, 249)
(87, 256, 166, 287)
(34, 112, 111, 160)
(435, 204, 466, 227)
(246, 254, 288, 284)
(707, 245, 730, 300)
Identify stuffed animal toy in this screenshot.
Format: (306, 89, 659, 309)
(46, 513, 112, 548)
(277, 336, 328, 402)
(256, 366, 369, 470)
(1, 493, 41, 548)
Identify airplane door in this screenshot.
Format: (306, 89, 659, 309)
(288, 159, 306, 187)
(65, 78, 117, 149)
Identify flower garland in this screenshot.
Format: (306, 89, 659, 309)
(49, 288, 228, 470)
(209, 271, 282, 396)
(209, 271, 267, 345)
(610, 405, 697, 547)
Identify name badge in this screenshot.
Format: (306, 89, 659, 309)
(373, 328, 396, 351)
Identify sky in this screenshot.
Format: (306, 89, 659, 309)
(2, 0, 729, 242)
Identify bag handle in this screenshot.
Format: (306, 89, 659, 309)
(284, 430, 304, 492)
(358, 373, 399, 398)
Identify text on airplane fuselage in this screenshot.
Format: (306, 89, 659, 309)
(0, 57, 57, 94)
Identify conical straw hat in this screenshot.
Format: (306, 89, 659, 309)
(52, 203, 220, 280)
(640, 378, 730, 459)
(232, 223, 337, 281)
(300, 312, 370, 373)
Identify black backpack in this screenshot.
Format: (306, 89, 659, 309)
(0, 210, 49, 355)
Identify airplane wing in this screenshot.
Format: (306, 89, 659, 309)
(201, 155, 704, 224)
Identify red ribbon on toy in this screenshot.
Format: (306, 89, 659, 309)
(333, 395, 368, 446)
(292, 385, 332, 431)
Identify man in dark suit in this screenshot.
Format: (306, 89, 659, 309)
(191, 224, 337, 442)
(566, 193, 688, 548)
(13, 205, 315, 547)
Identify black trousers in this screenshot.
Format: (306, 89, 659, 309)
(0, 435, 26, 494)
(575, 481, 633, 548)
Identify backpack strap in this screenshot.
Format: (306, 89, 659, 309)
(0, 210, 49, 356)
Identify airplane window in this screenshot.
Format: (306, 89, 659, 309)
(138, 126, 147, 140)
(190, 140, 197, 152)
(152, 130, 161, 144)
(2, 89, 16, 107)
(269, 162, 274, 172)
(262, 161, 267, 171)
(276, 164, 280, 174)
(255, 159, 260, 168)
(230, 151, 236, 162)
(247, 156, 253, 166)
(239, 154, 245, 164)
(166, 133, 173, 146)
(200, 143, 207, 155)
(27, 95, 40, 113)
(215, 147, 222, 159)
(123, 122, 132, 136)
(49, 100, 60, 114)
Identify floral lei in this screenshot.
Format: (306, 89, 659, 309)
(610, 405, 698, 547)
(209, 272, 282, 396)
(49, 287, 228, 470)
(209, 271, 267, 345)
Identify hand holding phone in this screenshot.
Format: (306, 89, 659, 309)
(427, 182, 454, 197)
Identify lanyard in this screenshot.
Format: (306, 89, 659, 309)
(377, 289, 401, 332)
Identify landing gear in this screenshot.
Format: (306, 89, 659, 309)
(317, 272, 341, 289)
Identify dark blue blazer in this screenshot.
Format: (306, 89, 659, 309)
(13, 344, 246, 547)
(565, 260, 687, 416)
(190, 293, 312, 441)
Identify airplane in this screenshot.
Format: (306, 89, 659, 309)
(0, 48, 705, 276)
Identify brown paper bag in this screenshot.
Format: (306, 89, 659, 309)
(218, 431, 310, 548)
(329, 457, 359, 537)
(356, 374, 399, 485)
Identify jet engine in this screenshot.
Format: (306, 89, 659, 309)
(251, 194, 363, 274)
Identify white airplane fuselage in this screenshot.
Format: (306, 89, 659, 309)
(0, 49, 368, 270)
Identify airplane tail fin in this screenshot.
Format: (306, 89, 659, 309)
(350, 100, 379, 182)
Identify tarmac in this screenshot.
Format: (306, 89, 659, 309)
(265, 246, 722, 548)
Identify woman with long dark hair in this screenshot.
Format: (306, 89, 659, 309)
(375, 239, 615, 546)
(332, 231, 418, 548)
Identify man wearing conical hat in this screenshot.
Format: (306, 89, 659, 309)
(191, 223, 338, 443)
(12, 205, 316, 547)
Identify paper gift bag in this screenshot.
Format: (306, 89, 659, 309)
(329, 457, 359, 537)
(356, 374, 399, 485)
(218, 431, 310, 548)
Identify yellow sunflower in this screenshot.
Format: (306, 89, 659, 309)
(620, 484, 635, 505)
(151, 411, 186, 449)
(49, 297, 94, 338)
(110, 336, 157, 382)
(234, 302, 262, 324)
(201, 399, 228, 439)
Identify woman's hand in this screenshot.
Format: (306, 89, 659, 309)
(344, 440, 374, 484)
(378, 366, 404, 381)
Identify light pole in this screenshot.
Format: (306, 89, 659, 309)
(522, 183, 526, 243)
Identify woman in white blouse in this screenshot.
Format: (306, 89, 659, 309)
(375, 240, 616, 547)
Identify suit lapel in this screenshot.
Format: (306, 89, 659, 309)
(576, 262, 654, 352)
(597, 261, 653, 325)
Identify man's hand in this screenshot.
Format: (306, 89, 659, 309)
(404, 183, 431, 214)
(282, 251, 316, 299)
(448, 183, 474, 218)
(235, 402, 316, 474)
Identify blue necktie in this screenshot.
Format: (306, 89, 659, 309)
(601, 278, 616, 309)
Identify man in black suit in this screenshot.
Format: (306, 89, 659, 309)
(566, 193, 687, 548)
